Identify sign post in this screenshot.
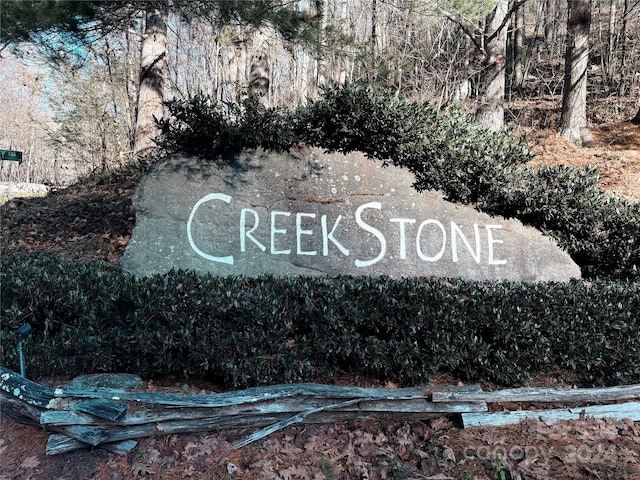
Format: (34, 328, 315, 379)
(0, 149, 23, 164)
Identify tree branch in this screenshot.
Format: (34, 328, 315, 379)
(486, 0, 531, 45)
(127, 28, 146, 40)
(441, 10, 485, 56)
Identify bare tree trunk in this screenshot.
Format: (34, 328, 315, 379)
(513, 4, 525, 88)
(559, 0, 594, 146)
(249, 31, 270, 105)
(123, 29, 138, 158)
(315, 0, 327, 87)
(371, 0, 378, 68)
(545, 0, 559, 43)
(608, 0, 618, 56)
(619, 0, 629, 80)
(134, 4, 168, 161)
(476, 0, 509, 131)
(335, 0, 349, 85)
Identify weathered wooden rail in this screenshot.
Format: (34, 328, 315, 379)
(1, 366, 638, 456)
(0, 366, 484, 455)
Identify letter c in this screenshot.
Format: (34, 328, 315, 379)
(187, 193, 234, 265)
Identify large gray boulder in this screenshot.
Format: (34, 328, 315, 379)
(122, 148, 581, 281)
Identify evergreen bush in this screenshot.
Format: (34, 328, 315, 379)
(2, 255, 639, 388)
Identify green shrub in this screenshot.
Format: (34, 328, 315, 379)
(298, 84, 531, 205)
(156, 94, 299, 158)
(2, 255, 639, 388)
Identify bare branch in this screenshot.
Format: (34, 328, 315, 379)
(441, 10, 485, 56)
(486, 0, 531, 45)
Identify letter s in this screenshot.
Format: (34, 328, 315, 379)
(355, 202, 387, 267)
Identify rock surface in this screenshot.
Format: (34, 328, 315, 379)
(0, 182, 49, 205)
(122, 148, 581, 281)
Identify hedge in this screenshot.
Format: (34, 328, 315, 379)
(2, 254, 638, 388)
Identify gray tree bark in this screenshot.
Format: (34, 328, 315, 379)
(134, 5, 168, 160)
(476, 0, 509, 131)
(544, 0, 559, 43)
(249, 31, 271, 105)
(315, 0, 327, 87)
(513, 4, 525, 88)
(559, 0, 595, 146)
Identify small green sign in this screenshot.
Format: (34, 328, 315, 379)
(0, 149, 23, 164)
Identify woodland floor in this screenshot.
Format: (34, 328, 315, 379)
(1, 119, 640, 479)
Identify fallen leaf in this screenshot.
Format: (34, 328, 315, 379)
(131, 462, 155, 476)
(440, 446, 456, 463)
(199, 436, 220, 455)
(159, 455, 174, 469)
(278, 465, 309, 479)
(182, 465, 196, 477)
(182, 442, 201, 461)
(353, 461, 371, 480)
(0, 464, 24, 479)
(19, 456, 40, 470)
(397, 444, 412, 460)
(430, 417, 452, 431)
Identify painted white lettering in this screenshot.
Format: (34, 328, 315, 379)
(296, 212, 317, 255)
(355, 202, 387, 267)
(270, 211, 291, 255)
(390, 218, 416, 260)
(240, 208, 266, 252)
(187, 193, 234, 265)
(188, 196, 510, 271)
(486, 224, 507, 265)
(416, 219, 446, 262)
(451, 222, 481, 263)
(321, 214, 350, 257)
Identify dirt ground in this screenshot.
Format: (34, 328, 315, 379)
(2, 395, 640, 480)
(1, 122, 639, 479)
(526, 122, 640, 203)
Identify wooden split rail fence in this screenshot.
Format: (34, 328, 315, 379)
(1, 366, 639, 456)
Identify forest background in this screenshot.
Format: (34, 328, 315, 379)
(0, 0, 639, 187)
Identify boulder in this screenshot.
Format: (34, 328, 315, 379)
(122, 148, 581, 281)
